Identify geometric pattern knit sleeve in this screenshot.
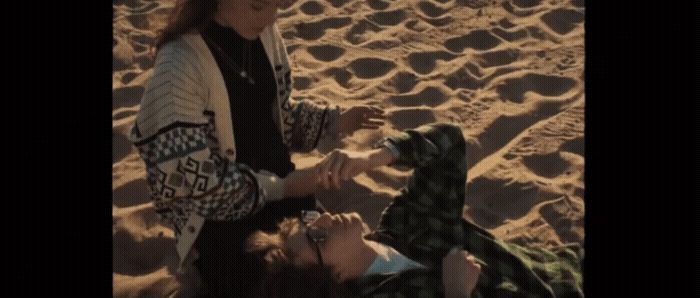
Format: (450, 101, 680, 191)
(281, 96, 338, 152)
(128, 41, 266, 230)
(282, 96, 329, 152)
(271, 23, 341, 152)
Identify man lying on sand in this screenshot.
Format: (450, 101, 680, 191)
(246, 122, 584, 298)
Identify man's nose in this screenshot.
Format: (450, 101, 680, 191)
(313, 213, 333, 227)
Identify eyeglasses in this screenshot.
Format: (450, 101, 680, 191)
(300, 210, 327, 266)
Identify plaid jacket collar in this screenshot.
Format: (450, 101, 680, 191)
(347, 221, 560, 298)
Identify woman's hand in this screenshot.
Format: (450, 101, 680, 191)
(442, 248, 482, 298)
(316, 149, 372, 190)
(282, 167, 321, 198)
(315, 147, 395, 190)
(336, 106, 386, 138)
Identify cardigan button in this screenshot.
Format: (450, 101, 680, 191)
(187, 226, 196, 233)
(226, 149, 235, 156)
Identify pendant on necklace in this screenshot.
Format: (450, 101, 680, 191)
(240, 71, 255, 84)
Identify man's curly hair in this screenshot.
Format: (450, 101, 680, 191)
(246, 217, 349, 298)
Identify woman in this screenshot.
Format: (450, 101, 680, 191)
(128, 0, 386, 297)
(247, 123, 585, 298)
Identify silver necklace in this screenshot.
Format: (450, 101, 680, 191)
(202, 33, 256, 85)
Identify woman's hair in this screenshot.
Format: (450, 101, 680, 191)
(155, 0, 218, 51)
(246, 218, 349, 298)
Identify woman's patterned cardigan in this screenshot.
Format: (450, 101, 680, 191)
(128, 23, 340, 271)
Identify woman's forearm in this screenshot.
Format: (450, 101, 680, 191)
(283, 146, 395, 198)
(368, 147, 397, 168)
(282, 167, 320, 198)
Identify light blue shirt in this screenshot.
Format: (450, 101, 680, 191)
(362, 241, 427, 277)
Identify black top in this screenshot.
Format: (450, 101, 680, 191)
(195, 22, 317, 298)
(201, 21, 295, 178)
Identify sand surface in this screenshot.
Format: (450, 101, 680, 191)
(113, 0, 585, 296)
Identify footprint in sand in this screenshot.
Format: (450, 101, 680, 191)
(131, 33, 154, 46)
(537, 196, 584, 243)
(115, 204, 162, 232)
(456, 0, 490, 9)
(121, 71, 140, 85)
(498, 17, 516, 29)
(286, 44, 302, 55)
(556, 56, 577, 71)
(126, 14, 151, 30)
(113, 85, 145, 109)
(540, 8, 584, 35)
(293, 76, 313, 90)
(465, 62, 483, 78)
(522, 152, 571, 178)
(323, 67, 353, 88)
(503, 103, 584, 160)
(362, 39, 403, 50)
(445, 30, 502, 52)
(407, 51, 458, 74)
(300, 1, 325, 15)
(135, 53, 154, 70)
(404, 19, 432, 32)
(117, 0, 159, 13)
(367, 9, 407, 26)
(511, 0, 542, 9)
(113, 130, 133, 163)
(559, 136, 584, 156)
(113, 38, 136, 71)
(327, 0, 347, 8)
(388, 108, 437, 130)
(425, 16, 454, 27)
(113, 228, 175, 275)
(295, 17, 352, 40)
(388, 86, 448, 107)
(387, 71, 419, 94)
(346, 19, 384, 45)
(502, 0, 540, 17)
(526, 25, 548, 40)
(474, 100, 566, 162)
(367, 0, 391, 10)
(348, 57, 396, 79)
(495, 73, 577, 103)
(132, 42, 148, 53)
(477, 48, 521, 68)
(417, 1, 449, 18)
(307, 44, 346, 62)
(492, 27, 529, 42)
(466, 176, 548, 229)
(113, 178, 150, 208)
(445, 67, 484, 90)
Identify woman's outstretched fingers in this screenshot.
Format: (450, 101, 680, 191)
(319, 151, 337, 190)
(370, 106, 386, 116)
(315, 159, 328, 188)
(331, 154, 346, 189)
(361, 119, 385, 129)
(340, 162, 355, 181)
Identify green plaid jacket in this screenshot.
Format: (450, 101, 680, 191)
(347, 123, 583, 298)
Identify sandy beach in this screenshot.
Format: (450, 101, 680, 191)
(113, 0, 585, 296)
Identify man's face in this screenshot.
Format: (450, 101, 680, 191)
(285, 212, 371, 268)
